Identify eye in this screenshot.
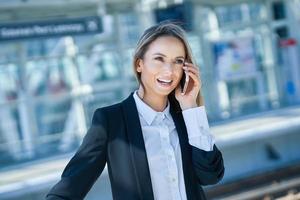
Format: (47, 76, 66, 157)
(154, 57, 163, 61)
(175, 59, 184, 65)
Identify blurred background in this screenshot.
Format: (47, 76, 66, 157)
(0, 0, 300, 199)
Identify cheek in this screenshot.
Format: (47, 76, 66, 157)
(142, 63, 158, 77)
(140, 67, 156, 84)
(175, 70, 183, 82)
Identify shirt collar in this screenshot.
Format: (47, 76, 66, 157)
(133, 90, 172, 125)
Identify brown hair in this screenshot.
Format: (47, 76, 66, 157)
(133, 21, 201, 112)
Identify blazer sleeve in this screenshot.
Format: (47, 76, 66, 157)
(46, 108, 108, 200)
(191, 144, 225, 186)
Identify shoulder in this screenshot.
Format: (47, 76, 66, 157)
(95, 102, 122, 116)
(92, 100, 125, 124)
(92, 92, 134, 123)
(95, 102, 121, 113)
(94, 93, 134, 116)
(90, 104, 121, 132)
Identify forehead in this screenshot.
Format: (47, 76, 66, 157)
(145, 36, 186, 57)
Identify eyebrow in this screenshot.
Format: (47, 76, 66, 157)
(152, 53, 185, 59)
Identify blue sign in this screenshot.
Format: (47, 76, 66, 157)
(0, 16, 102, 42)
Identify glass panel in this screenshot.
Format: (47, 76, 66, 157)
(216, 2, 267, 27)
(78, 50, 122, 83)
(0, 63, 23, 163)
(25, 57, 72, 155)
(118, 12, 140, 46)
(187, 34, 203, 66)
(272, 1, 286, 20)
(123, 48, 135, 79)
(210, 29, 274, 119)
(0, 23, 129, 167)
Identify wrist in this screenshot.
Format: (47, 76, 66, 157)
(180, 102, 198, 111)
(198, 93, 205, 107)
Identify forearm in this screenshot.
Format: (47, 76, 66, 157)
(191, 144, 224, 185)
(181, 103, 224, 185)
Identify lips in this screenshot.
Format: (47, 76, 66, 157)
(157, 78, 173, 86)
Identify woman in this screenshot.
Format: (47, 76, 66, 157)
(46, 21, 224, 200)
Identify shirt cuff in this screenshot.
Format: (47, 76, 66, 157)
(182, 106, 215, 151)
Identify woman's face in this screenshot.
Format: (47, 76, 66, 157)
(137, 36, 186, 97)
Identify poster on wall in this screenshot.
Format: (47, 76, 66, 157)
(213, 37, 258, 80)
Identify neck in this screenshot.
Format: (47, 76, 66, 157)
(137, 87, 168, 112)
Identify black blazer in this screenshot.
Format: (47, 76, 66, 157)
(46, 92, 224, 200)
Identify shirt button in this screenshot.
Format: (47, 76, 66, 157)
(172, 178, 176, 182)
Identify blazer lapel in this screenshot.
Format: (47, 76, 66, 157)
(170, 105, 199, 200)
(121, 92, 154, 200)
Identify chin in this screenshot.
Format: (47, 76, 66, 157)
(154, 87, 175, 96)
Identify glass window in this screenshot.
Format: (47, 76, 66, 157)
(0, 63, 18, 99)
(275, 26, 289, 39)
(78, 50, 121, 83)
(187, 34, 203, 66)
(216, 2, 267, 27)
(210, 30, 276, 120)
(118, 12, 141, 46)
(123, 48, 135, 79)
(0, 63, 26, 162)
(272, 1, 286, 20)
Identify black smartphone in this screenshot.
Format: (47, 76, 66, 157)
(180, 70, 189, 94)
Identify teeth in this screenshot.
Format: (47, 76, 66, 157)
(158, 79, 172, 83)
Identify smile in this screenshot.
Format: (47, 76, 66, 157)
(157, 78, 173, 86)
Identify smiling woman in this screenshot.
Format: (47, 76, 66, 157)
(136, 36, 185, 104)
(46, 21, 225, 200)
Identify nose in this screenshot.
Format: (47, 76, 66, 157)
(162, 62, 173, 73)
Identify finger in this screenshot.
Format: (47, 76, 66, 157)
(183, 68, 200, 80)
(183, 66, 199, 75)
(184, 62, 200, 71)
(187, 71, 201, 88)
(183, 65, 200, 75)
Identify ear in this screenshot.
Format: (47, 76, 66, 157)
(136, 59, 143, 73)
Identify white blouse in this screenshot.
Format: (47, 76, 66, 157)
(133, 91, 215, 200)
